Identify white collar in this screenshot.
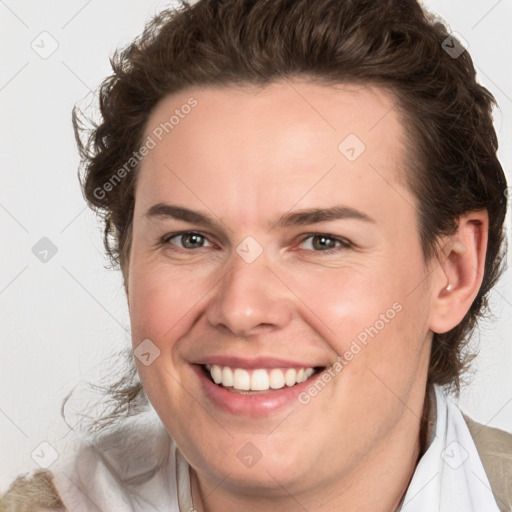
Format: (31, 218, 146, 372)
(398, 384, 500, 511)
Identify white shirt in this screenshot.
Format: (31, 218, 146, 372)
(51, 385, 500, 511)
(399, 385, 500, 511)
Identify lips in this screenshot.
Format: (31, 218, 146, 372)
(188, 355, 329, 415)
(191, 363, 326, 416)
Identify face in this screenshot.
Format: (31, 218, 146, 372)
(127, 80, 434, 497)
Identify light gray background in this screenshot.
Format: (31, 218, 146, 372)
(1, 0, 511, 493)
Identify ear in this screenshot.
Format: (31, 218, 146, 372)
(429, 210, 489, 334)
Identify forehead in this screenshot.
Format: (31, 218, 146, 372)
(135, 80, 412, 226)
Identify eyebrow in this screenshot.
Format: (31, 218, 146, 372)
(145, 203, 375, 230)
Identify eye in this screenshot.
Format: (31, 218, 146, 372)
(162, 231, 214, 250)
(298, 233, 351, 253)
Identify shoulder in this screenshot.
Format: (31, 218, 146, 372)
(464, 414, 512, 511)
(464, 413, 512, 462)
(1, 409, 172, 512)
(0, 469, 65, 512)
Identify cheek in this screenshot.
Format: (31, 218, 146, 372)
(295, 248, 430, 370)
(285, 262, 408, 343)
(128, 260, 213, 347)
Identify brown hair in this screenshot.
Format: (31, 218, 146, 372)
(72, 0, 507, 424)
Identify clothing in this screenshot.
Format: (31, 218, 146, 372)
(398, 386, 501, 511)
(28, 386, 512, 510)
(465, 414, 512, 510)
(51, 409, 181, 511)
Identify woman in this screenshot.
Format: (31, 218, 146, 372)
(2, 0, 511, 510)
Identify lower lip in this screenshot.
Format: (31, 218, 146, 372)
(191, 364, 319, 417)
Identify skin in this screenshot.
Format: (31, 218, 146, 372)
(126, 80, 488, 511)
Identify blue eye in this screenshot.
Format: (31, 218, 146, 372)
(163, 231, 213, 250)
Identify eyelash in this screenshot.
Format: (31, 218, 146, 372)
(160, 231, 352, 255)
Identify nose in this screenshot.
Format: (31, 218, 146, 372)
(206, 250, 294, 337)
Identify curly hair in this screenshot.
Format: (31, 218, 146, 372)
(72, 0, 507, 417)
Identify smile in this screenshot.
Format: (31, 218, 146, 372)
(204, 364, 322, 393)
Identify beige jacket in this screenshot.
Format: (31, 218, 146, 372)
(464, 414, 512, 511)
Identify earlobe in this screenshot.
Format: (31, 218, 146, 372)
(429, 211, 489, 334)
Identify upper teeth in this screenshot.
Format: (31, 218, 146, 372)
(206, 364, 316, 391)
